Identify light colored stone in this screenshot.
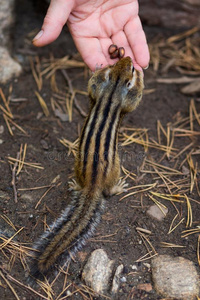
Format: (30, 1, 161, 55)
(0, 47, 22, 83)
(143, 262, 151, 270)
(0, 125, 4, 134)
(36, 112, 43, 120)
(120, 276, 126, 283)
(152, 255, 199, 299)
(111, 264, 124, 294)
(20, 193, 34, 202)
(54, 109, 69, 122)
(0, 0, 22, 83)
(0, 0, 15, 43)
(131, 264, 138, 270)
(82, 249, 114, 294)
(147, 204, 168, 221)
(182, 165, 190, 175)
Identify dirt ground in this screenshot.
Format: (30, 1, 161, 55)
(0, 1, 200, 299)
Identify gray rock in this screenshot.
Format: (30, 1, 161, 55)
(40, 139, 49, 150)
(0, 0, 15, 45)
(82, 249, 115, 294)
(0, 47, 22, 83)
(0, 0, 22, 83)
(147, 204, 168, 221)
(152, 255, 199, 299)
(111, 264, 124, 294)
(0, 125, 4, 134)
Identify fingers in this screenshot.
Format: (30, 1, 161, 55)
(111, 30, 142, 70)
(74, 33, 147, 72)
(72, 36, 112, 71)
(124, 16, 150, 69)
(33, 0, 74, 47)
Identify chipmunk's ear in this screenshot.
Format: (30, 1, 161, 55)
(103, 68, 111, 82)
(88, 66, 112, 100)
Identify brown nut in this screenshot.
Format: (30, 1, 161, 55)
(108, 44, 118, 55)
(110, 49, 119, 59)
(118, 47, 125, 59)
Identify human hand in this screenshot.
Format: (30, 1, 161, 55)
(33, 0, 150, 71)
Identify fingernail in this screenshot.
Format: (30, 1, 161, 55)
(32, 30, 44, 42)
(143, 64, 149, 70)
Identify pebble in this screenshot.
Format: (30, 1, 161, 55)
(120, 276, 127, 283)
(0, 125, 4, 134)
(131, 264, 138, 271)
(143, 262, 151, 270)
(54, 109, 69, 122)
(147, 204, 168, 221)
(40, 139, 49, 150)
(66, 290, 72, 296)
(111, 264, 124, 294)
(20, 193, 34, 202)
(82, 249, 114, 294)
(36, 112, 43, 120)
(151, 255, 199, 299)
(182, 165, 190, 175)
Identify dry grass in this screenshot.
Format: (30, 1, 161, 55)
(0, 88, 28, 136)
(119, 96, 200, 265)
(35, 91, 50, 117)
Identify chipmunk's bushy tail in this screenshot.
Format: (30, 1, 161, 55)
(28, 191, 104, 283)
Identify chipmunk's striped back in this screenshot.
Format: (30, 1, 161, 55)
(29, 57, 144, 283)
(76, 76, 121, 191)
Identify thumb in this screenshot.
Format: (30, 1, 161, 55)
(33, 0, 74, 47)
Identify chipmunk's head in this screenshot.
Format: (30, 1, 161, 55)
(88, 57, 144, 113)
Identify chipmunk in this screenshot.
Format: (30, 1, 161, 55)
(29, 56, 144, 281)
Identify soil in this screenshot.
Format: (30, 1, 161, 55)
(0, 1, 200, 299)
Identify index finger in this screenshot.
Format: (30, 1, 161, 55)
(33, 0, 73, 47)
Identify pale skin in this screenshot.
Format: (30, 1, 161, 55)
(33, 0, 150, 71)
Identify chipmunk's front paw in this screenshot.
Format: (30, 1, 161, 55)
(68, 179, 81, 192)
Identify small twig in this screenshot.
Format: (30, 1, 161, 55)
(18, 185, 52, 191)
(35, 182, 61, 209)
(8, 157, 44, 169)
(11, 152, 20, 203)
(61, 69, 87, 117)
